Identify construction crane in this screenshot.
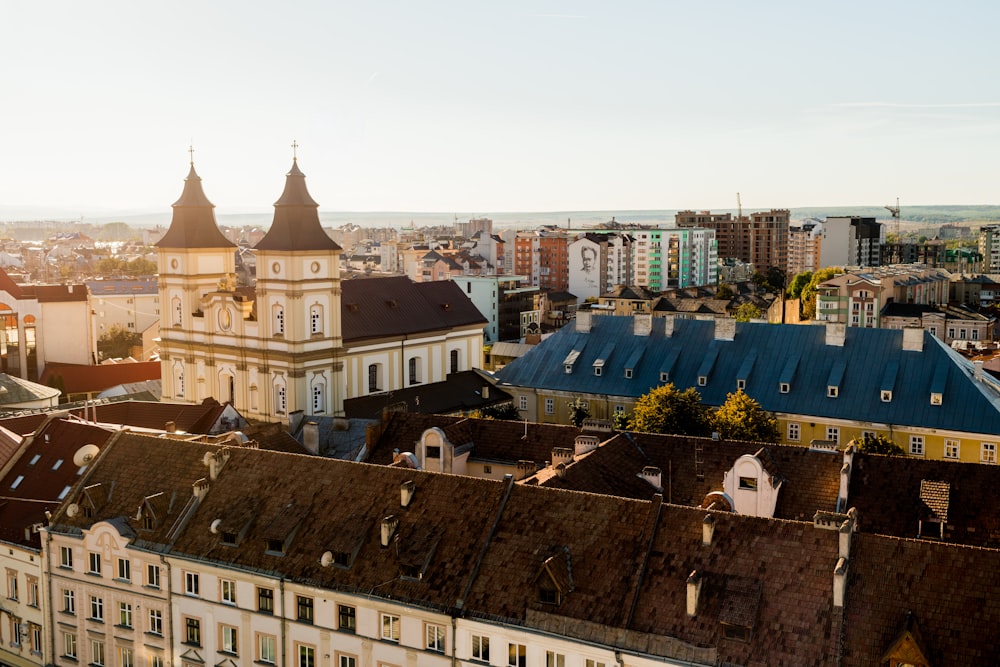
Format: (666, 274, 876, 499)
(736, 192, 743, 219)
(885, 197, 901, 239)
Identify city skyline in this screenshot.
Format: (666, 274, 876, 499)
(2, 1, 999, 218)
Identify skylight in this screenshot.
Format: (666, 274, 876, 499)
(11, 475, 24, 489)
(58, 486, 71, 500)
(52, 459, 63, 470)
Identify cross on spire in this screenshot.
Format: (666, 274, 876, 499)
(188, 144, 195, 165)
(291, 140, 299, 160)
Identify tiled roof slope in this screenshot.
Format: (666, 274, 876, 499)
(341, 277, 487, 343)
(40, 361, 161, 394)
(0, 418, 117, 548)
(847, 453, 1000, 547)
(66, 399, 230, 434)
(535, 432, 842, 520)
(496, 316, 1000, 435)
(365, 412, 465, 464)
(842, 533, 1000, 665)
(344, 370, 511, 420)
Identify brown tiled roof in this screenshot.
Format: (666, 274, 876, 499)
(842, 533, 1000, 665)
(32, 284, 88, 302)
(341, 277, 486, 343)
(0, 418, 117, 548)
(40, 361, 161, 394)
(847, 453, 1000, 547)
(343, 371, 511, 420)
(66, 399, 229, 435)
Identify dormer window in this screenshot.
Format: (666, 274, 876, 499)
(881, 390, 892, 403)
(142, 515, 155, 531)
(827, 386, 838, 398)
(660, 372, 669, 383)
(698, 376, 707, 387)
(265, 539, 285, 555)
(930, 393, 942, 406)
(538, 586, 560, 605)
(779, 382, 790, 394)
(737, 379, 746, 391)
(564, 365, 573, 374)
(738, 477, 758, 491)
(221, 532, 237, 546)
(594, 366, 602, 377)
(625, 368, 633, 379)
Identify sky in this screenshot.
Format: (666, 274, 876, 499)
(2, 1, 999, 218)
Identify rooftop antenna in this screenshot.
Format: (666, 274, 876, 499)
(885, 197, 901, 238)
(736, 192, 743, 219)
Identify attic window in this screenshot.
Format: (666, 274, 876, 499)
(697, 376, 707, 387)
(52, 459, 63, 470)
(58, 486, 71, 500)
(827, 386, 839, 398)
(142, 515, 155, 531)
(660, 372, 669, 383)
(221, 532, 237, 546)
(738, 477, 758, 491)
(539, 586, 560, 605)
(265, 539, 285, 556)
(736, 379, 745, 391)
(594, 366, 602, 377)
(564, 365, 573, 374)
(400, 563, 424, 580)
(10, 475, 23, 489)
(881, 390, 892, 403)
(625, 368, 633, 379)
(930, 392, 942, 406)
(332, 551, 350, 567)
(426, 446, 441, 459)
(779, 382, 790, 394)
(29, 454, 40, 465)
(722, 623, 751, 642)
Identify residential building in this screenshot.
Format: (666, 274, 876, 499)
(676, 209, 788, 272)
(814, 265, 951, 327)
(567, 233, 633, 303)
(979, 224, 1000, 272)
(495, 313, 1000, 463)
(820, 216, 882, 268)
(513, 230, 570, 292)
(630, 227, 717, 291)
(787, 218, 822, 275)
(85, 279, 159, 344)
(881, 302, 995, 346)
(157, 159, 486, 421)
(456, 275, 537, 344)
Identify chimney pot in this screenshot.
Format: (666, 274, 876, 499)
(686, 570, 702, 617)
(400, 480, 416, 508)
(380, 515, 399, 547)
(702, 514, 715, 546)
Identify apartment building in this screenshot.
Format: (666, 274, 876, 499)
(787, 218, 822, 275)
(456, 275, 538, 344)
(820, 216, 882, 268)
(814, 265, 951, 328)
(676, 209, 788, 271)
(630, 228, 717, 291)
(979, 224, 1000, 273)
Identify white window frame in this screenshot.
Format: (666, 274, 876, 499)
(982, 442, 997, 464)
(148, 609, 163, 636)
(59, 546, 73, 569)
(258, 634, 277, 665)
(472, 635, 490, 662)
(117, 558, 131, 581)
(184, 571, 199, 596)
(826, 426, 839, 445)
(62, 588, 75, 614)
(380, 613, 400, 642)
(88, 552, 101, 575)
(909, 435, 925, 457)
(147, 564, 160, 589)
(544, 398, 555, 415)
(221, 579, 236, 605)
(944, 439, 960, 460)
(518, 395, 528, 411)
(118, 602, 132, 628)
(425, 623, 446, 653)
(787, 422, 800, 442)
(222, 625, 238, 654)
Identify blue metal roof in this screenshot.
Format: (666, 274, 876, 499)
(495, 315, 1000, 436)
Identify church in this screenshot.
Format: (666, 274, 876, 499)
(156, 153, 486, 421)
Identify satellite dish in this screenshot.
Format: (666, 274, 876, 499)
(320, 551, 334, 567)
(66, 503, 79, 518)
(73, 444, 100, 467)
(210, 519, 222, 534)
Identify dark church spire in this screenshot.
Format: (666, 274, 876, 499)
(156, 152, 236, 249)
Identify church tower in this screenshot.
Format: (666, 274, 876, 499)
(156, 157, 237, 405)
(253, 151, 345, 418)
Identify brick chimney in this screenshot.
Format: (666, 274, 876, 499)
(303, 422, 320, 455)
(551, 447, 574, 468)
(686, 570, 702, 617)
(702, 514, 715, 546)
(576, 311, 593, 333)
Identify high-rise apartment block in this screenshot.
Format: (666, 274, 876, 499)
(676, 209, 789, 272)
(979, 224, 1000, 272)
(513, 230, 570, 292)
(820, 216, 882, 268)
(787, 218, 823, 275)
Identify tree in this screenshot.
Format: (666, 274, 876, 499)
(799, 267, 844, 320)
(710, 389, 779, 443)
(630, 383, 711, 436)
(716, 284, 734, 299)
(567, 397, 590, 427)
(856, 433, 905, 456)
(473, 403, 521, 420)
(786, 271, 812, 300)
(734, 303, 763, 322)
(97, 324, 140, 360)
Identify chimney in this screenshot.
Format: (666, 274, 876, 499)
(400, 480, 415, 508)
(515, 460, 535, 481)
(825, 322, 846, 347)
(165, 421, 176, 433)
(574, 435, 600, 456)
(206, 449, 231, 481)
(192, 478, 210, 499)
(482, 385, 490, 399)
(576, 310, 593, 333)
(555, 462, 567, 479)
(633, 313, 652, 336)
(551, 447, 574, 468)
(686, 570, 702, 617)
(639, 466, 662, 490)
(975, 360, 984, 381)
(663, 314, 676, 337)
(303, 422, 320, 455)
(902, 327, 924, 352)
(715, 318, 736, 341)
(839, 519, 854, 560)
(380, 515, 399, 547)
(702, 514, 715, 546)
(833, 557, 848, 607)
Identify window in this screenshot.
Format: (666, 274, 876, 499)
(930, 392, 943, 406)
(426, 623, 446, 652)
(881, 390, 892, 403)
(258, 635, 277, 664)
(368, 364, 380, 393)
(185, 571, 199, 596)
(117, 558, 131, 581)
(118, 602, 132, 628)
(614, 404, 625, 415)
(787, 422, 800, 442)
(519, 395, 528, 411)
(826, 427, 839, 445)
(150, 656, 164, 667)
(63, 632, 77, 659)
(380, 613, 400, 642)
(948, 327, 955, 339)
(736, 378, 744, 390)
(257, 587, 274, 614)
(626, 368, 634, 379)
(483, 465, 492, 474)
(91, 640, 105, 667)
(660, 372, 669, 383)
(544, 398, 555, 415)
(6, 570, 17, 600)
(697, 375, 706, 386)
(472, 635, 490, 662)
(146, 564, 160, 589)
(274, 306, 285, 335)
(298, 644, 316, 667)
(586, 661, 606, 667)
(339, 654, 357, 667)
(62, 588, 75, 614)
(148, 609, 163, 636)
(450, 349, 460, 374)
(120, 647, 133, 667)
(338, 604, 356, 632)
(827, 386, 838, 398)
(595, 366, 603, 377)
(739, 476, 758, 491)
(973, 329, 980, 340)
(779, 382, 790, 394)
(909, 436, 925, 457)
(945, 440, 960, 460)
(90, 595, 103, 621)
(297, 596, 314, 623)
(27, 578, 38, 607)
(185, 617, 201, 645)
(312, 383, 325, 413)
(88, 552, 102, 575)
(546, 652, 565, 667)
(275, 385, 287, 415)
(310, 305, 323, 335)
(221, 579, 236, 605)
(982, 442, 997, 464)
(221, 625, 238, 654)
(60, 546, 73, 569)
(408, 357, 421, 385)
(508, 643, 526, 667)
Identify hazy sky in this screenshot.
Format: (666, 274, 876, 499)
(2, 1, 998, 217)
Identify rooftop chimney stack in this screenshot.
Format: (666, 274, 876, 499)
(833, 557, 848, 607)
(715, 318, 736, 341)
(576, 310, 593, 333)
(687, 570, 703, 617)
(633, 313, 652, 336)
(825, 322, 846, 347)
(551, 447, 574, 468)
(902, 327, 924, 352)
(303, 422, 320, 455)
(400, 480, 416, 508)
(639, 466, 662, 491)
(380, 515, 399, 547)
(703, 514, 715, 546)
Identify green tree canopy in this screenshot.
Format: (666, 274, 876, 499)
(786, 271, 812, 300)
(734, 303, 763, 322)
(473, 403, 521, 420)
(97, 324, 140, 360)
(716, 283, 734, 299)
(856, 433, 905, 456)
(710, 389, 780, 443)
(567, 397, 591, 427)
(630, 383, 711, 437)
(799, 267, 844, 320)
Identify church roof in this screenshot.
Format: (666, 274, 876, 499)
(255, 160, 342, 252)
(156, 164, 236, 250)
